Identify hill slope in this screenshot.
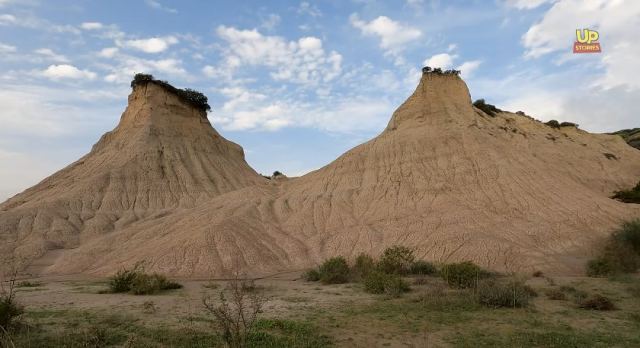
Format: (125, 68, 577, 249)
(2, 73, 640, 276)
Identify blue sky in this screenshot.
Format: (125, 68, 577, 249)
(0, 0, 638, 200)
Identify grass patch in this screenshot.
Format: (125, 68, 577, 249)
(16, 281, 43, 288)
(106, 265, 182, 295)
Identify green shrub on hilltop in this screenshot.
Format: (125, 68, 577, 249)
(473, 99, 502, 117)
(130, 73, 211, 112)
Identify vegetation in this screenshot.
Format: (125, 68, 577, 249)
(352, 253, 375, 279)
(377, 246, 415, 275)
(130, 73, 211, 112)
(107, 265, 182, 295)
(611, 181, 640, 203)
(578, 294, 616, 311)
(362, 271, 410, 297)
(0, 270, 23, 334)
(203, 275, 267, 348)
(421, 66, 461, 76)
(302, 269, 320, 282)
(545, 288, 567, 300)
(409, 260, 437, 276)
(440, 261, 490, 289)
(476, 279, 532, 308)
(317, 257, 351, 284)
(272, 171, 283, 177)
(586, 219, 640, 277)
(560, 121, 578, 127)
(545, 120, 561, 128)
(473, 99, 502, 117)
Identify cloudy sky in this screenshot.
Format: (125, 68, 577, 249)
(0, 0, 638, 200)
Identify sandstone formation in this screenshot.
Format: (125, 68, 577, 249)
(2, 73, 640, 277)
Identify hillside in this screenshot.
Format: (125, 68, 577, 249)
(2, 72, 640, 277)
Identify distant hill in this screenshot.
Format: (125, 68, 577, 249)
(610, 128, 640, 150)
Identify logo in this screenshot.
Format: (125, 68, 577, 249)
(573, 29, 601, 53)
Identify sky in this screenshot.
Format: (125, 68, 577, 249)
(0, 0, 639, 201)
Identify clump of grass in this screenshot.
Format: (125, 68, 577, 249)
(546, 288, 567, 301)
(578, 294, 616, 311)
(476, 279, 532, 308)
(440, 261, 491, 289)
(363, 271, 410, 297)
(106, 265, 182, 295)
(16, 281, 43, 288)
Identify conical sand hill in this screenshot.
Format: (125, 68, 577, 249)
(2, 72, 640, 277)
(0, 81, 263, 268)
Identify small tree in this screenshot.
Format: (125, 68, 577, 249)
(203, 273, 267, 348)
(0, 266, 23, 336)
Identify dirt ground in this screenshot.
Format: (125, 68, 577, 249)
(8, 271, 640, 347)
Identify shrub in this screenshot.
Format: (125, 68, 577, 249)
(560, 121, 578, 127)
(410, 260, 437, 276)
(473, 99, 501, 117)
(586, 219, 640, 276)
(302, 269, 320, 282)
(476, 279, 531, 308)
(611, 182, 640, 204)
(130, 73, 211, 112)
(546, 289, 567, 300)
(532, 270, 544, 278)
(378, 246, 415, 275)
(545, 120, 561, 129)
(203, 275, 266, 348)
(441, 261, 490, 289)
(107, 265, 182, 295)
(613, 219, 640, 253)
(578, 294, 616, 311)
(0, 271, 23, 333)
(272, 171, 283, 177)
(363, 271, 410, 297)
(353, 253, 376, 279)
(318, 257, 350, 284)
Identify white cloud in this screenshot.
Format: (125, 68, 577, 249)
(0, 42, 15, 53)
(98, 47, 119, 58)
(80, 22, 103, 30)
(522, 0, 640, 90)
(504, 0, 555, 9)
(297, 2, 322, 17)
(144, 0, 177, 13)
(457, 60, 482, 78)
(424, 53, 456, 69)
(120, 36, 178, 53)
(215, 26, 342, 86)
(34, 48, 69, 63)
(350, 14, 422, 57)
(0, 13, 16, 25)
(41, 64, 97, 80)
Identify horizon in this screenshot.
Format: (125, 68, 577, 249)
(1, 0, 638, 200)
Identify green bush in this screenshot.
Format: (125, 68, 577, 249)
(560, 121, 578, 128)
(302, 269, 320, 282)
(318, 257, 350, 284)
(473, 99, 501, 117)
(441, 261, 490, 289)
(586, 220, 640, 277)
(363, 271, 410, 297)
(107, 266, 182, 295)
(353, 253, 376, 279)
(410, 260, 437, 275)
(545, 120, 561, 129)
(378, 246, 415, 275)
(611, 182, 640, 203)
(476, 279, 531, 308)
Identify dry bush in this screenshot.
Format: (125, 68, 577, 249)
(410, 261, 437, 276)
(317, 257, 350, 284)
(0, 266, 23, 337)
(352, 253, 376, 280)
(202, 273, 267, 348)
(578, 295, 616, 311)
(363, 271, 410, 297)
(545, 288, 567, 301)
(378, 246, 415, 275)
(107, 263, 182, 295)
(440, 261, 491, 289)
(476, 279, 532, 308)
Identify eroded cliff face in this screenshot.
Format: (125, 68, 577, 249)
(3, 74, 640, 277)
(0, 82, 263, 268)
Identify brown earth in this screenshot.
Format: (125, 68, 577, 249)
(1, 74, 640, 277)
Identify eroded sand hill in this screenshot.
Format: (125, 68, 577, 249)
(2, 74, 639, 277)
